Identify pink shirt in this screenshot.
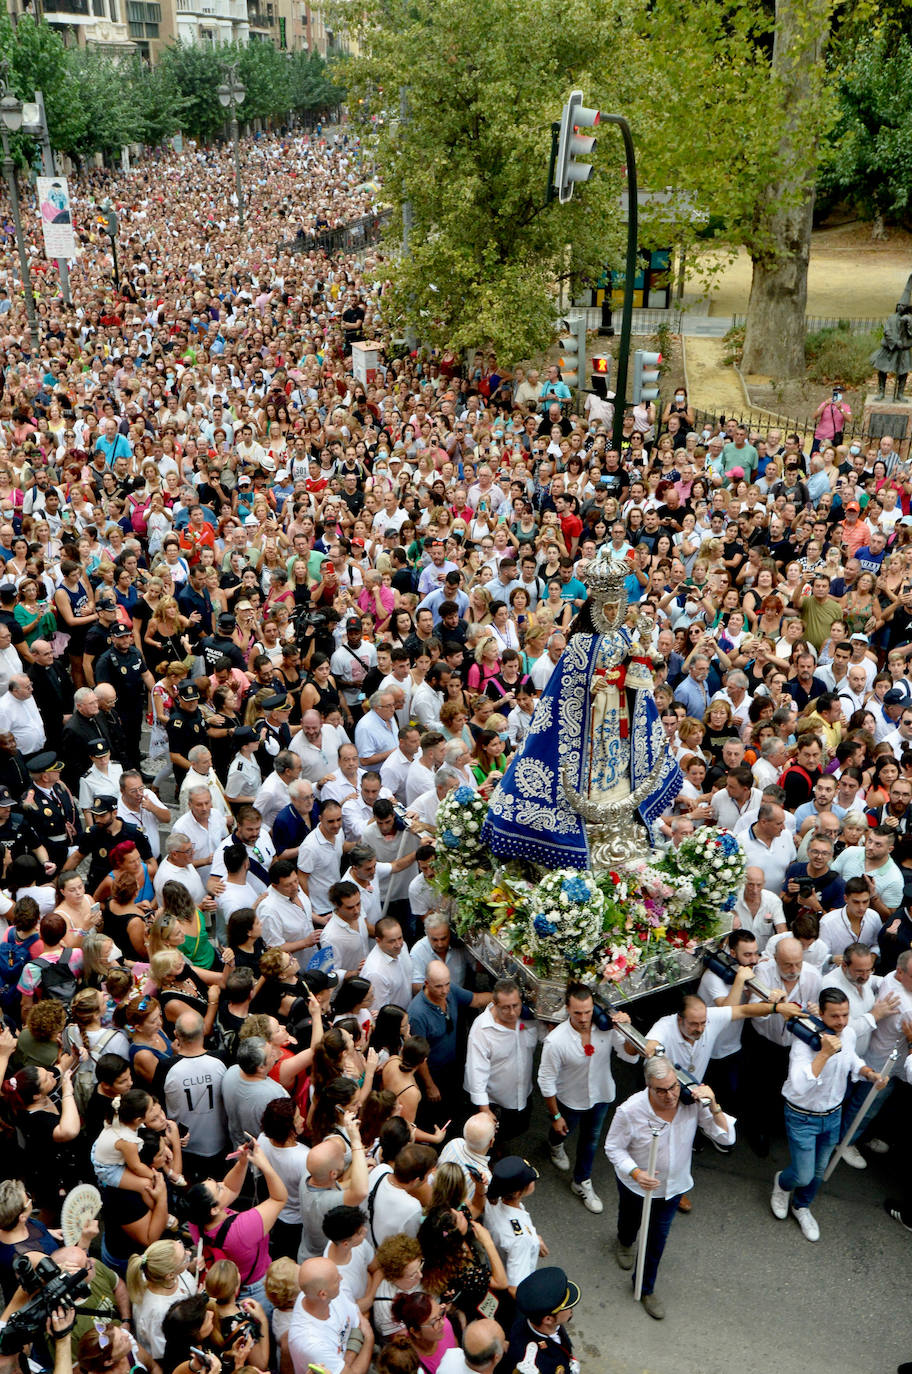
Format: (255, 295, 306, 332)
(190, 1207, 270, 1285)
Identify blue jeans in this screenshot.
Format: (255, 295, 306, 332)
(548, 1101, 612, 1183)
(779, 1104, 841, 1210)
(616, 1181, 681, 1298)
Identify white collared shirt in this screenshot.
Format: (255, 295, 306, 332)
(254, 771, 291, 829)
(361, 942, 413, 1013)
(864, 969, 912, 1067)
(731, 889, 785, 952)
(537, 1016, 626, 1110)
(818, 905, 882, 959)
(464, 1005, 537, 1110)
(380, 747, 415, 804)
(171, 809, 229, 884)
(298, 825, 344, 915)
(78, 763, 123, 813)
(783, 1024, 865, 1112)
(752, 957, 822, 1045)
(321, 912, 371, 974)
(117, 789, 164, 859)
(259, 885, 315, 969)
(645, 1007, 735, 1083)
(605, 1088, 736, 1199)
(350, 867, 391, 928)
(820, 965, 883, 1057)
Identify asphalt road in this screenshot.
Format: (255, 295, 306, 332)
(519, 1089, 910, 1374)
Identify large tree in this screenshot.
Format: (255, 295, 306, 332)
(621, 0, 836, 378)
(339, 0, 629, 360)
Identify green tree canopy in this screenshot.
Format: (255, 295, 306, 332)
(340, 0, 629, 361)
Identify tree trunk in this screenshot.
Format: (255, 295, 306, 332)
(741, 0, 830, 377)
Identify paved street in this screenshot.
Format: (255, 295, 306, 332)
(511, 1079, 909, 1374)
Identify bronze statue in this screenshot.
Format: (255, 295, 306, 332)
(872, 272, 912, 401)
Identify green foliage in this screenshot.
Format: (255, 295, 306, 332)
(722, 325, 746, 368)
(804, 324, 880, 386)
(291, 50, 343, 115)
(819, 31, 912, 224)
(157, 42, 227, 144)
(340, 0, 629, 361)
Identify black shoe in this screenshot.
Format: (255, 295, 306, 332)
(884, 1199, 912, 1232)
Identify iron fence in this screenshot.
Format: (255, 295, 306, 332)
(690, 405, 870, 448)
(730, 314, 883, 336)
(276, 208, 391, 259)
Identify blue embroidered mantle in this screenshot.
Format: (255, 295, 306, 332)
(481, 632, 683, 869)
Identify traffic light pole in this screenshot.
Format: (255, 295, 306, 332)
(600, 114, 638, 458)
(545, 121, 559, 206)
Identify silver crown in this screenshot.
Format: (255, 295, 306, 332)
(579, 556, 628, 598)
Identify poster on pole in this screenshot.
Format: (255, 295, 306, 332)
(36, 177, 76, 260)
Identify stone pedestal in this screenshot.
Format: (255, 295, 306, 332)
(863, 394, 912, 457)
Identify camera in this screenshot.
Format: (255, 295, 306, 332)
(391, 801, 412, 831)
(0, 1257, 91, 1354)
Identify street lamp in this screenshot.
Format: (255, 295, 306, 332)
(0, 68, 39, 354)
(217, 65, 246, 231)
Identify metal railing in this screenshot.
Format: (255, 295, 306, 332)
(276, 208, 391, 258)
(730, 314, 883, 337)
(691, 405, 868, 448)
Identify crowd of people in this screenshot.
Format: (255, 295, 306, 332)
(0, 119, 908, 1374)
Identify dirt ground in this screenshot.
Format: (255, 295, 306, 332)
(688, 221, 912, 321)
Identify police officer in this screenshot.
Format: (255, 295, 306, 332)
(21, 752, 83, 875)
(0, 784, 29, 872)
(253, 693, 295, 772)
(167, 681, 209, 792)
(83, 596, 120, 686)
(93, 624, 155, 769)
(225, 725, 263, 807)
(200, 613, 247, 675)
(484, 1158, 545, 1292)
(506, 1268, 580, 1374)
(62, 795, 152, 894)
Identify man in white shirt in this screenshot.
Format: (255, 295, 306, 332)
(0, 625, 23, 694)
(605, 1055, 734, 1318)
(341, 771, 390, 842)
(171, 785, 229, 885)
(330, 620, 377, 714)
(738, 803, 796, 895)
(299, 800, 352, 920)
(321, 743, 362, 807)
(347, 842, 416, 931)
(743, 937, 819, 1156)
(254, 750, 302, 830)
(154, 831, 211, 911)
(360, 916, 413, 1014)
(732, 868, 786, 951)
(537, 982, 632, 1215)
(288, 1257, 373, 1374)
(210, 804, 275, 894)
(410, 913, 468, 990)
(818, 879, 882, 959)
(117, 769, 170, 861)
(320, 881, 371, 976)
(405, 731, 446, 804)
(0, 676, 45, 754)
(770, 987, 885, 1242)
(465, 978, 538, 1144)
(841, 948, 912, 1156)
(379, 726, 421, 804)
(177, 745, 232, 820)
(291, 710, 340, 787)
(710, 768, 762, 831)
(259, 858, 319, 969)
(530, 635, 565, 693)
(213, 842, 262, 944)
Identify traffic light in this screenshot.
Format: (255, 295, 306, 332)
(632, 350, 662, 404)
(553, 90, 599, 204)
(591, 356, 611, 380)
(96, 207, 118, 237)
(558, 315, 588, 390)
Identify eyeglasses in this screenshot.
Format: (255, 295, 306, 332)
(652, 1083, 680, 1095)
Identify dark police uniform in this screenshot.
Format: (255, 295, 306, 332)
(167, 684, 209, 791)
(94, 637, 150, 768)
(505, 1269, 580, 1374)
(72, 801, 153, 892)
(22, 753, 83, 872)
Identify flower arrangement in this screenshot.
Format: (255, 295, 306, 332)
(500, 869, 607, 976)
(658, 827, 745, 938)
(435, 787, 489, 878)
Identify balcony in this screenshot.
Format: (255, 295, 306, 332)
(43, 0, 97, 18)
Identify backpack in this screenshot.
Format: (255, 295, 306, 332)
(199, 1212, 257, 1286)
(0, 932, 40, 1012)
(33, 949, 78, 1007)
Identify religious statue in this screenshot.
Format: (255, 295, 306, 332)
(871, 272, 912, 401)
(482, 553, 683, 870)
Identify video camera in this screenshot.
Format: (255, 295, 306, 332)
(0, 1256, 91, 1354)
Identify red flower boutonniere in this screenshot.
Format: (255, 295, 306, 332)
(584, 1043, 595, 1057)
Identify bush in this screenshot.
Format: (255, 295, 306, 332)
(805, 325, 879, 387)
(721, 324, 745, 367)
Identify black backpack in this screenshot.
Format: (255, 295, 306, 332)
(0, 932, 40, 1011)
(34, 949, 78, 1006)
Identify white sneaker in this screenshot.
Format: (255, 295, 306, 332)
(570, 1178, 603, 1213)
(866, 1137, 889, 1155)
(549, 1143, 571, 1172)
(791, 1206, 820, 1242)
(840, 1144, 867, 1170)
(770, 1171, 790, 1220)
